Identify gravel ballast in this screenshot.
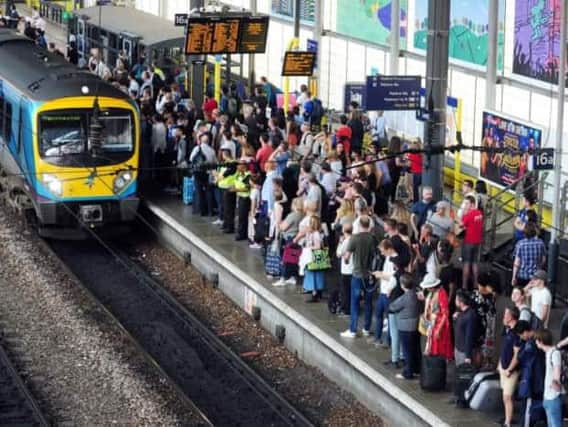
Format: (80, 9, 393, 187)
(0, 209, 205, 425)
(131, 239, 384, 427)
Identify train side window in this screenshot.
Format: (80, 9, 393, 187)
(5, 103, 12, 142)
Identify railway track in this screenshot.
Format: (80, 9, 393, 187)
(0, 332, 49, 426)
(47, 238, 313, 427)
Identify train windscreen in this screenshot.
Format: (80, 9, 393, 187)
(39, 109, 135, 166)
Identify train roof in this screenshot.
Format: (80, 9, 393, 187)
(0, 29, 130, 102)
(72, 5, 186, 50)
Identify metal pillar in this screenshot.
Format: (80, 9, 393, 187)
(486, 0, 498, 109)
(389, 0, 400, 75)
(248, 0, 257, 94)
(422, 0, 450, 201)
(549, 0, 568, 303)
(190, 0, 205, 107)
(293, 0, 301, 37)
(310, 0, 323, 96)
(283, 0, 301, 112)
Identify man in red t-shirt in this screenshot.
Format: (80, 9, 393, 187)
(460, 195, 484, 290)
(255, 133, 273, 174)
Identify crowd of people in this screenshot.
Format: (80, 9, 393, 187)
(6, 8, 567, 424)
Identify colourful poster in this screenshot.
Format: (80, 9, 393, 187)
(480, 111, 542, 187)
(336, 0, 408, 49)
(271, 0, 315, 23)
(413, 0, 505, 69)
(514, 0, 562, 83)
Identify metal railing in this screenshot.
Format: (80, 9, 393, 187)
(39, 0, 72, 27)
(483, 171, 544, 257)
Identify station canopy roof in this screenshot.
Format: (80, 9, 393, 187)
(73, 5, 186, 49)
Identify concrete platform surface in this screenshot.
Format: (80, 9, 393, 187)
(143, 195, 510, 427)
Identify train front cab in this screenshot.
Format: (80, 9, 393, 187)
(32, 95, 140, 238)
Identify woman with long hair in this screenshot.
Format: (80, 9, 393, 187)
(302, 215, 326, 302)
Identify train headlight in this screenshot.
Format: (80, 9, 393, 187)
(43, 174, 63, 196)
(113, 170, 133, 193)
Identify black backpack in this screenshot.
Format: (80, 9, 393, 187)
(191, 147, 208, 181)
(521, 307, 543, 332)
(311, 98, 324, 121)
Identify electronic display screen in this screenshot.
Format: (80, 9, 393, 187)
(281, 51, 316, 76)
(184, 15, 269, 55)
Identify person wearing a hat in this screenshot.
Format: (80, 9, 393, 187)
(420, 275, 453, 360)
(524, 269, 552, 327)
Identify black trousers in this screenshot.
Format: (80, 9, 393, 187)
(236, 196, 250, 239)
(399, 330, 421, 378)
(341, 274, 352, 314)
(223, 191, 236, 232)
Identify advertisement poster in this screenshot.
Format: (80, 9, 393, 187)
(514, 0, 562, 83)
(336, 0, 408, 49)
(271, 0, 315, 23)
(480, 111, 542, 187)
(413, 0, 505, 69)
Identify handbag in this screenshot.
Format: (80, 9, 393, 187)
(264, 240, 281, 277)
(307, 248, 332, 271)
(282, 243, 302, 265)
(418, 315, 430, 336)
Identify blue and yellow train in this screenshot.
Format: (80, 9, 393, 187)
(0, 29, 140, 238)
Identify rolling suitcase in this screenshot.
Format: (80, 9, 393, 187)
(454, 363, 477, 407)
(464, 371, 503, 412)
(182, 176, 194, 205)
(420, 355, 446, 391)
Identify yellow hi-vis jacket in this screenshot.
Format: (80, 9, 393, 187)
(234, 171, 251, 198)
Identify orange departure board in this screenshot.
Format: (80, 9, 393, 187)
(281, 51, 316, 76)
(184, 15, 269, 55)
(239, 16, 269, 53)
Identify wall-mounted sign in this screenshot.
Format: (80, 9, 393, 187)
(365, 75, 420, 111)
(175, 13, 189, 27)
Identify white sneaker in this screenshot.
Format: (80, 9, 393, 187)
(362, 329, 371, 337)
(340, 329, 356, 338)
(273, 278, 286, 287)
(266, 274, 274, 279)
(284, 277, 297, 285)
(212, 219, 222, 225)
(249, 243, 262, 249)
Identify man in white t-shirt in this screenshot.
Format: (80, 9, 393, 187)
(524, 269, 552, 327)
(535, 329, 565, 427)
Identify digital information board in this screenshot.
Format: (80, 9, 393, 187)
(365, 75, 421, 111)
(184, 15, 269, 55)
(281, 51, 316, 76)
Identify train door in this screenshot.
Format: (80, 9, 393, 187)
(76, 17, 87, 60)
(121, 38, 133, 65)
(100, 30, 109, 65)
